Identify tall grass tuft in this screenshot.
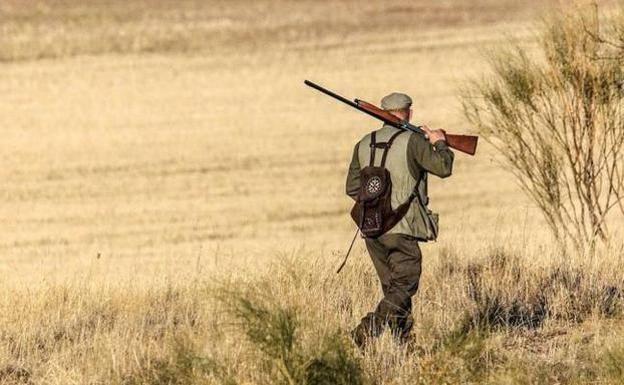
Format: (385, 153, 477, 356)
(118, 335, 237, 385)
(304, 336, 366, 385)
(217, 285, 367, 385)
(453, 248, 624, 333)
(460, 249, 549, 331)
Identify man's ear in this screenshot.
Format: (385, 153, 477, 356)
(407, 108, 412, 122)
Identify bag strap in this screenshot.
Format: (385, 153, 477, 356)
(382, 168, 424, 233)
(420, 172, 429, 206)
(337, 209, 366, 274)
(411, 171, 425, 206)
(336, 227, 360, 274)
(369, 132, 377, 166)
(369, 129, 405, 167)
(380, 130, 405, 168)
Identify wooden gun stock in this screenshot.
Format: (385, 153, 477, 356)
(356, 100, 402, 123)
(444, 134, 478, 156)
(357, 100, 478, 156)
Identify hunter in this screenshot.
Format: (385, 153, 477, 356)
(345, 92, 454, 347)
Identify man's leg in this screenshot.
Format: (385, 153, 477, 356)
(371, 234, 422, 341)
(352, 235, 421, 346)
(351, 237, 391, 346)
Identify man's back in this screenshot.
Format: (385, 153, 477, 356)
(345, 124, 454, 240)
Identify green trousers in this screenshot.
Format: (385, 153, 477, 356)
(354, 233, 422, 342)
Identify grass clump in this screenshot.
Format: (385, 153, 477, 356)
(460, 249, 549, 332)
(218, 285, 367, 385)
(118, 336, 237, 385)
(422, 330, 494, 384)
(454, 248, 624, 334)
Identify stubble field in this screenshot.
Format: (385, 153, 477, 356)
(1, 1, 624, 384)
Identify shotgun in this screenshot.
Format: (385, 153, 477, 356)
(304, 80, 478, 156)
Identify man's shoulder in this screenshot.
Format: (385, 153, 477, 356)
(355, 130, 375, 147)
(355, 125, 416, 150)
(370, 125, 407, 140)
(406, 129, 427, 145)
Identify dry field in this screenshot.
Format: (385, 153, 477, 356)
(1, 1, 624, 384)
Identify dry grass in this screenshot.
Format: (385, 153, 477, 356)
(1, 0, 623, 384)
(3, 248, 624, 384)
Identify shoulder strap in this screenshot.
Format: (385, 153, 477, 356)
(380, 130, 405, 168)
(409, 169, 424, 199)
(420, 172, 429, 206)
(369, 132, 377, 166)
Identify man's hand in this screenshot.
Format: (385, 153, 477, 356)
(421, 125, 447, 144)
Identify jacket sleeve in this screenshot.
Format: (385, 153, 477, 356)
(407, 133, 454, 178)
(345, 142, 361, 200)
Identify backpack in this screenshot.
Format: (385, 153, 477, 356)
(350, 130, 417, 238)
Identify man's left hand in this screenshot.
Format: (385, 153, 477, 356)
(427, 129, 447, 144)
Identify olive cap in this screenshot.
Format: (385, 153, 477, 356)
(380, 92, 412, 110)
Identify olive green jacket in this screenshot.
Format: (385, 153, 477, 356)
(345, 124, 454, 239)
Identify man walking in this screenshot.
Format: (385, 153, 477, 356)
(345, 92, 454, 347)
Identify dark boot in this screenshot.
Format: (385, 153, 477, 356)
(395, 314, 414, 345)
(350, 313, 384, 349)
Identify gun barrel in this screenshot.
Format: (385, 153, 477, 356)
(304, 80, 404, 127)
(304, 80, 358, 108)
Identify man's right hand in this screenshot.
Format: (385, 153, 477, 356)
(422, 125, 447, 144)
